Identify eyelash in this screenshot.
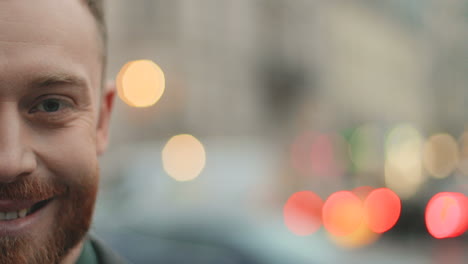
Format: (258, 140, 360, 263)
(29, 97, 73, 115)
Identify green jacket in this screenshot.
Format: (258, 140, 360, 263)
(77, 235, 129, 264)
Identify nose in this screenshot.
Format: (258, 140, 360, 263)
(0, 105, 36, 183)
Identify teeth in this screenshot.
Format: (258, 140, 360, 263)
(0, 208, 30, 221)
(18, 209, 27, 218)
(6, 211, 17, 220)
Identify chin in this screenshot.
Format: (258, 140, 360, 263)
(0, 169, 99, 264)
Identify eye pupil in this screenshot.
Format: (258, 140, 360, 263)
(43, 100, 60, 112)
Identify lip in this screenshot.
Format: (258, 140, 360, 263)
(0, 198, 55, 236)
(0, 200, 42, 212)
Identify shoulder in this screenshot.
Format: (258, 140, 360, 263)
(88, 235, 130, 264)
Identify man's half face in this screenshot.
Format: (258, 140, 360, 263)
(0, 0, 113, 263)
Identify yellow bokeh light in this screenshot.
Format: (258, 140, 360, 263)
(423, 134, 459, 179)
(328, 222, 380, 249)
(162, 134, 206, 182)
(385, 124, 425, 200)
(117, 60, 165, 107)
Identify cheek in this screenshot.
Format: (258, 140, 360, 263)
(32, 123, 99, 185)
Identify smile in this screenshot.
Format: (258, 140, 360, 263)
(0, 198, 56, 236)
(0, 198, 53, 221)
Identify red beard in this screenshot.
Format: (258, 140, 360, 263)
(0, 166, 98, 264)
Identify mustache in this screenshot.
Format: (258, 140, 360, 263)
(0, 177, 67, 200)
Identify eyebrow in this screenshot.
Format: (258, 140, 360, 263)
(31, 72, 88, 89)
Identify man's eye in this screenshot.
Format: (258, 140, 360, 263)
(35, 99, 67, 113)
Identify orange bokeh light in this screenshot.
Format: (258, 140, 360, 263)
(426, 192, 468, 239)
(364, 188, 401, 233)
(328, 222, 381, 249)
(116, 60, 165, 107)
(323, 191, 363, 236)
(162, 134, 206, 182)
(284, 191, 323, 236)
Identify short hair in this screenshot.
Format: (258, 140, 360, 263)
(83, 0, 107, 90)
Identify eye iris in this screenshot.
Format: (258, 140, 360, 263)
(43, 100, 60, 112)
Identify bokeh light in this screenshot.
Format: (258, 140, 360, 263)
(364, 188, 401, 233)
(423, 134, 459, 179)
(117, 59, 165, 107)
(284, 191, 323, 236)
(310, 134, 346, 178)
(328, 222, 380, 249)
(290, 132, 346, 178)
(162, 134, 206, 182)
(348, 124, 382, 173)
(323, 191, 363, 236)
(384, 124, 425, 200)
(290, 131, 315, 177)
(425, 192, 468, 239)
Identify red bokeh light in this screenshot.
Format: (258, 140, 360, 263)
(284, 191, 323, 236)
(284, 187, 403, 238)
(290, 132, 315, 177)
(290, 132, 344, 178)
(425, 192, 468, 239)
(323, 191, 363, 236)
(310, 134, 340, 177)
(364, 188, 401, 233)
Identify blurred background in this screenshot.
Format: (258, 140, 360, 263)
(92, 0, 468, 263)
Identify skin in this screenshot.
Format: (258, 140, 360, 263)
(0, 0, 115, 263)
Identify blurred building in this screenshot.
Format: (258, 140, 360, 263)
(105, 0, 468, 142)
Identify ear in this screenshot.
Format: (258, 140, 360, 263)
(96, 81, 116, 156)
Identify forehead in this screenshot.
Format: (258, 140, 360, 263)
(0, 0, 101, 95)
